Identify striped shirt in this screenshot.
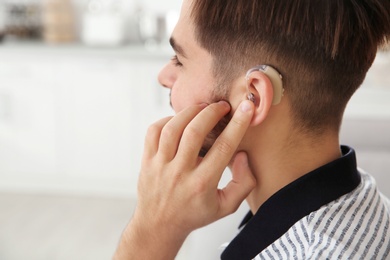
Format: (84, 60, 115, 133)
(222, 146, 390, 260)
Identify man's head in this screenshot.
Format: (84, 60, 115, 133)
(159, 0, 390, 154)
(190, 0, 390, 133)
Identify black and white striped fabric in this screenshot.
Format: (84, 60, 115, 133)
(254, 170, 390, 259)
(221, 146, 390, 260)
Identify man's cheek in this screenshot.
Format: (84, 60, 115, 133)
(171, 94, 208, 114)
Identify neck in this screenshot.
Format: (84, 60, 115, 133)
(243, 128, 341, 214)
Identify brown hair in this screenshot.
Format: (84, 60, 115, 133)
(191, 0, 390, 134)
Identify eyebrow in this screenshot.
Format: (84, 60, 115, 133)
(169, 37, 187, 58)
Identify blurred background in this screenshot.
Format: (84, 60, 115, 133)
(0, 0, 389, 259)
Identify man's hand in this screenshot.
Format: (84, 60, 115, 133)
(114, 100, 256, 260)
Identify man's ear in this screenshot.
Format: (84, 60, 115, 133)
(246, 70, 274, 126)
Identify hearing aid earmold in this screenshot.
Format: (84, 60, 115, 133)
(246, 65, 284, 105)
(247, 93, 256, 103)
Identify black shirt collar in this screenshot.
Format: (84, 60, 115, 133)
(221, 146, 361, 260)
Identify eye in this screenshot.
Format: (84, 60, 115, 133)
(171, 55, 183, 67)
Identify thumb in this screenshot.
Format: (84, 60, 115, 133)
(218, 152, 256, 217)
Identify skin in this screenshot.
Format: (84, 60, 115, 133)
(113, 101, 257, 260)
(114, 0, 343, 258)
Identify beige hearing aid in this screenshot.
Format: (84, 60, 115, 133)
(246, 65, 284, 105)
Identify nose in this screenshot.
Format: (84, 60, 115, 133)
(158, 63, 176, 89)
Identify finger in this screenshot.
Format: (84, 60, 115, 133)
(143, 116, 173, 160)
(175, 101, 231, 165)
(202, 100, 254, 184)
(158, 104, 208, 161)
(218, 152, 256, 217)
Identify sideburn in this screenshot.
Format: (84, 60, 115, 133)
(198, 86, 233, 157)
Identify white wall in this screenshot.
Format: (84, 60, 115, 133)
(7, 0, 182, 13)
(0, 45, 173, 198)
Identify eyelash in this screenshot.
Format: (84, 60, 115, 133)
(171, 55, 183, 67)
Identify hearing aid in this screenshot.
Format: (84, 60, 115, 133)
(246, 65, 284, 105)
(247, 92, 256, 103)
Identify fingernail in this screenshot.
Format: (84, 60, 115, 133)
(240, 100, 253, 112)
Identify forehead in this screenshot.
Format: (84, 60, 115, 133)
(179, 0, 194, 24)
(173, 0, 195, 45)
(172, 0, 213, 65)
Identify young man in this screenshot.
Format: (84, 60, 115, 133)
(115, 0, 390, 259)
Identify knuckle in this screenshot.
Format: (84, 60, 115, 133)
(161, 123, 177, 139)
(193, 176, 208, 195)
(146, 123, 161, 137)
(215, 139, 234, 155)
(231, 116, 246, 128)
(183, 125, 204, 141)
(146, 117, 172, 137)
(170, 170, 184, 185)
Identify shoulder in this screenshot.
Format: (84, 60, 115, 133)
(255, 170, 390, 259)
